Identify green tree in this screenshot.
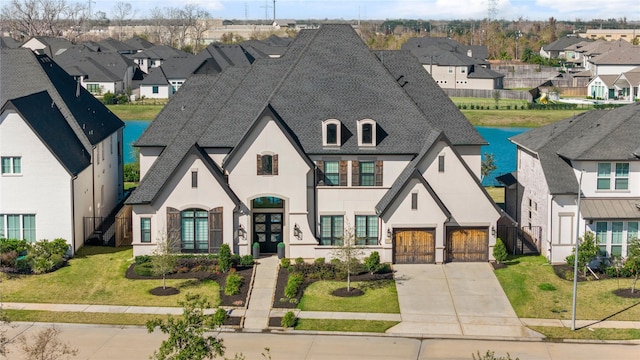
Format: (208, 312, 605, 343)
(146, 294, 226, 360)
(493, 238, 508, 264)
(492, 90, 501, 109)
(151, 232, 178, 290)
(331, 225, 364, 292)
(218, 244, 232, 273)
(625, 238, 640, 293)
(565, 231, 599, 277)
(481, 153, 497, 182)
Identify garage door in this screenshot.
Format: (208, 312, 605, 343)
(447, 228, 488, 262)
(393, 228, 435, 264)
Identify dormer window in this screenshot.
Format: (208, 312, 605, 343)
(358, 119, 376, 147)
(322, 119, 341, 147)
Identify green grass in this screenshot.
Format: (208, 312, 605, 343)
(461, 109, 588, 127)
(124, 182, 138, 190)
(295, 319, 399, 333)
(531, 326, 640, 340)
(485, 186, 504, 204)
(298, 279, 399, 313)
(3, 309, 173, 326)
(106, 104, 163, 120)
(494, 255, 640, 321)
(451, 97, 530, 108)
(0, 246, 220, 307)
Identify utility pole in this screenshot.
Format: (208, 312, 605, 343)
(571, 170, 584, 331)
(273, 0, 276, 24)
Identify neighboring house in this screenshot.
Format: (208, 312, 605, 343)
(132, 45, 191, 74)
(139, 44, 255, 99)
(54, 46, 138, 95)
(540, 36, 587, 59)
(97, 38, 138, 54)
(563, 40, 593, 67)
(579, 29, 640, 43)
(506, 104, 640, 264)
(401, 37, 503, 90)
(127, 25, 501, 264)
(0, 49, 125, 253)
(239, 35, 292, 58)
(576, 39, 634, 73)
(21, 36, 73, 57)
(613, 66, 640, 101)
(587, 74, 619, 99)
(124, 36, 155, 52)
(589, 46, 640, 76)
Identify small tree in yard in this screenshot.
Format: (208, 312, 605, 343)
(151, 232, 179, 290)
(146, 293, 226, 360)
(626, 238, 640, 293)
(565, 231, 599, 278)
(331, 226, 365, 292)
(481, 153, 497, 182)
(493, 238, 508, 264)
(492, 90, 501, 109)
(18, 326, 78, 360)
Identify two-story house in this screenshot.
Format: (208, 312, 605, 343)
(0, 49, 125, 253)
(507, 104, 640, 263)
(126, 25, 501, 263)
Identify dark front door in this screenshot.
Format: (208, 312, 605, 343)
(253, 213, 282, 253)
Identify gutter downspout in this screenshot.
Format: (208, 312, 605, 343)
(549, 195, 555, 262)
(71, 176, 76, 257)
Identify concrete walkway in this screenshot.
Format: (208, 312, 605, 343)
(387, 263, 543, 339)
(242, 254, 279, 330)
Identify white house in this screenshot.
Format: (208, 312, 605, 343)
(587, 74, 619, 99)
(507, 104, 640, 264)
(0, 49, 125, 253)
(127, 25, 501, 263)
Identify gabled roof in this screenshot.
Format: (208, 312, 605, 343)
(124, 37, 155, 50)
(582, 39, 633, 57)
(23, 36, 72, 57)
(98, 38, 137, 53)
(54, 49, 135, 82)
(617, 66, 640, 85)
(467, 66, 505, 79)
(132, 45, 191, 60)
(1, 48, 124, 161)
(239, 35, 292, 57)
(0, 37, 22, 49)
(510, 103, 640, 194)
(590, 46, 640, 66)
(589, 74, 619, 87)
(402, 37, 488, 61)
(542, 36, 586, 52)
(565, 40, 593, 52)
(141, 66, 170, 86)
(2, 92, 91, 175)
(375, 50, 486, 146)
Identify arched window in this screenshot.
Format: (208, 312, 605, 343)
(322, 119, 341, 146)
(358, 119, 376, 147)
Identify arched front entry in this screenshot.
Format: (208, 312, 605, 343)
(252, 196, 284, 253)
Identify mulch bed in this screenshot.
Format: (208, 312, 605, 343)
(126, 264, 253, 307)
(491, 262, 507, 270)
(268, 317, 283, 327)
(149, 286, 180, 296)
(272, 266, 394, 308)
(552, 264, 612, 282)
(224, 316, 242, 327)
(331, 287, 364, 297)
(612, 288, 640, 299)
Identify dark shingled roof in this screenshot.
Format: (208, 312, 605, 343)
(124, 37, 155, 50)
(24, 36, 72, 57)
(467, 66, 505, 79)
(510, 103, 640, 194)
(542, 36, 586, 52)
(130, 25, 484, 204)
(54, 48, 135, 82)
(1, 48, 124, 152)
(2, 92, 91, 175)
(141, 66, 170, 86)
(0, 36, 22, 49)
(132, 45, 191, 61)
(97, 38, 137, 53)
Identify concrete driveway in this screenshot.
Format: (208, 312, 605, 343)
(387, 263, 543, 339)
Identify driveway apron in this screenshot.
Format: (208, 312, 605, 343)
(387, 263, 542, 339)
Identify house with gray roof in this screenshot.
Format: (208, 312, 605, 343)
(21, 36, 73, 57)
(539, 35, 586, 60)
(124, 37, 155, 52)
(127, 25, 501, 263)
(0, 37, 22, 49)
(587, 74, 620, 100)
(401, 36, 503, 90)
(0, 48, 125, 254)
(506, 104, 640, 263)
(613, 66, 640, 101)
(132, 45, 192, 74)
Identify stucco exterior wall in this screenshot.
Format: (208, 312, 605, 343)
(455, 145, 482, 179)
(139, 147, 164, 179)
(572, 160, 640, 198)
(140, 85, 171, 99)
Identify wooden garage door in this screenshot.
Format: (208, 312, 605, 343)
(393, 229, 435, 264)
(447, 228, 488, 262)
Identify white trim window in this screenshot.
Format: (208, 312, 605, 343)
(597, 162, 629, 190)
(0, 214, 36, 241)
(357, 119, 376, 147)
(1, 156, 21, 174)
(322, 119, 341, 147)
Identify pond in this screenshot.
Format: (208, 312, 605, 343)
(123, 120, 529, 186)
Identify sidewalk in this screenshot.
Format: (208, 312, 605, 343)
(242, 254, 279, 329)
(2, 301, 638, 329)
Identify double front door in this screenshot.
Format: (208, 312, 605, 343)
(253, 213, 283, 253)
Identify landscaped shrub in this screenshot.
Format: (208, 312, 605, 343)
(134, 262, 154, 276)
(0, 238, 29, 255)
(231, 254, 241, 267)
(213, 307, 228, 325)
(493, 238, 508, 264)
(30, 256, 55, 274)
(281, 311, 297, 328)
(224, 270, 243, 296)
(364, 251, 381, 274)
(314, 257, 325, 264)
(284, 273, 304, 298)
(134, 255, 152, 265)
(240, 255, 254, 266)
(470, 104, 475, 110)
(123, 163, 140, 182)
(294, 257, 304, 265)
(280, 258, 291, 269)
(291, 262, 339, 280)
(377, 263, 392, 274)
(218, 244, 232, 273)
(0, 250, 18, 267)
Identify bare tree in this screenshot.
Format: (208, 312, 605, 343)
(18, 326, 78, 360)
(148, 7, 166, 45)
(110, 1, 135, 40)
(1, 0, 73, 38)
(187, 5, 210, 53)
(331, 225, 365, 292)
(151, 230, 179, 290)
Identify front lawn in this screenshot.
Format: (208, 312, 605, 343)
(298, 280, 400, 313)
(295, 319, 399, 333)
(494, 255, 640, 321)
(0, 246, 220, 307)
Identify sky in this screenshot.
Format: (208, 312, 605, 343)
(90, 0, 640, 22)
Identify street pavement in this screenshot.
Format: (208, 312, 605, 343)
(3, 322, 639, 359)
(388, 263, 543, 338)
